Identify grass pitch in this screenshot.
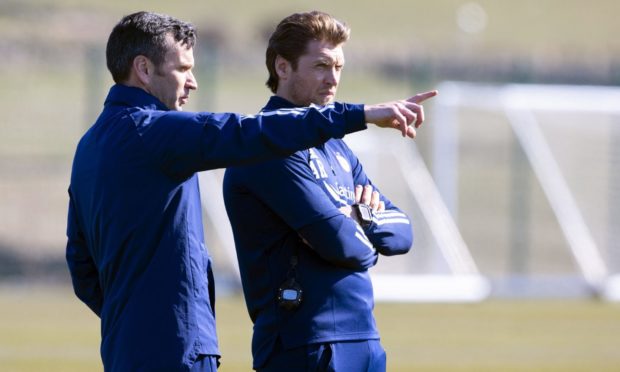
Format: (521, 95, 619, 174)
(0, 3, 618, 371)
(0, 284, 618, 371)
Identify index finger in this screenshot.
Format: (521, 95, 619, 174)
(408, 90, 438, 104)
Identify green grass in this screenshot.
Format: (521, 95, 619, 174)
(1, 284, 619, 372)
(0, 4, 618, 370)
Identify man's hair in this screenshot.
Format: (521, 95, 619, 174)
(265, 11, 350, 93)
(106, 11, 196, 83)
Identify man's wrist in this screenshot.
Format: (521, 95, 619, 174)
(344, 103, 367, 135)
(352, 203, 373, 229)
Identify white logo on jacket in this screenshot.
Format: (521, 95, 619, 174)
(334, 152, 351, 173)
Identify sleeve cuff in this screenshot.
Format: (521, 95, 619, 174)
(343, 103, 367, 135)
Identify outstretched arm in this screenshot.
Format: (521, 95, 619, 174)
(137, 90, 438, 178)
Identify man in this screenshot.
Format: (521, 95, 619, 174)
(223, 11, 437, 371)
(66, 11, 432, 372)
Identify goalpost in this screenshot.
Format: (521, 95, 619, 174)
(431, 81, 620, 301)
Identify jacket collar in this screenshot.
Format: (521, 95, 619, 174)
(104, 84, 169, 111)
(261, 95, 301, 111)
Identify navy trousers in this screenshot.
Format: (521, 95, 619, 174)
(258, 339, 386, 372)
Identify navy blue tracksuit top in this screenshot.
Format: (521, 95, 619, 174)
(65, 85, 366, 371)
(223, 96, 414, 369)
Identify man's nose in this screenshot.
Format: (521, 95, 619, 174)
(325, 68, 339, 86)
(187, 70, 198, 90)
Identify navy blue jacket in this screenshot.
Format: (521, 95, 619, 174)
(223, 96, 413, 369)
(65, 85, 366, 371)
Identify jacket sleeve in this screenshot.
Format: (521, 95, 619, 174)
(348, 148, 413, 256)
(243, 153, 378, 271)
(65, 191, 102, 316)
(132, 102, 366, 179)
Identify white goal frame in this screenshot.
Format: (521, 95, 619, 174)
(432, 81, 620, 301)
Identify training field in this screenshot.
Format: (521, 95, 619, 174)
(1, 2, 619, 371)
(0, 284, 618, 372)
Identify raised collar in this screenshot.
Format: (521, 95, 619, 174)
(104, 84, 169, 111)
(261, 95, 301, 111)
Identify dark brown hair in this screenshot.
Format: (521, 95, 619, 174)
(265, 11, 350, 93)
(106, 11, 196, 83)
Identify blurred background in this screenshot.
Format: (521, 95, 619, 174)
(1, 0, 619, 371)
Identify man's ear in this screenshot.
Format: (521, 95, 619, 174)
(275, 55, 290, 80)
(132, 55, 152, 86)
